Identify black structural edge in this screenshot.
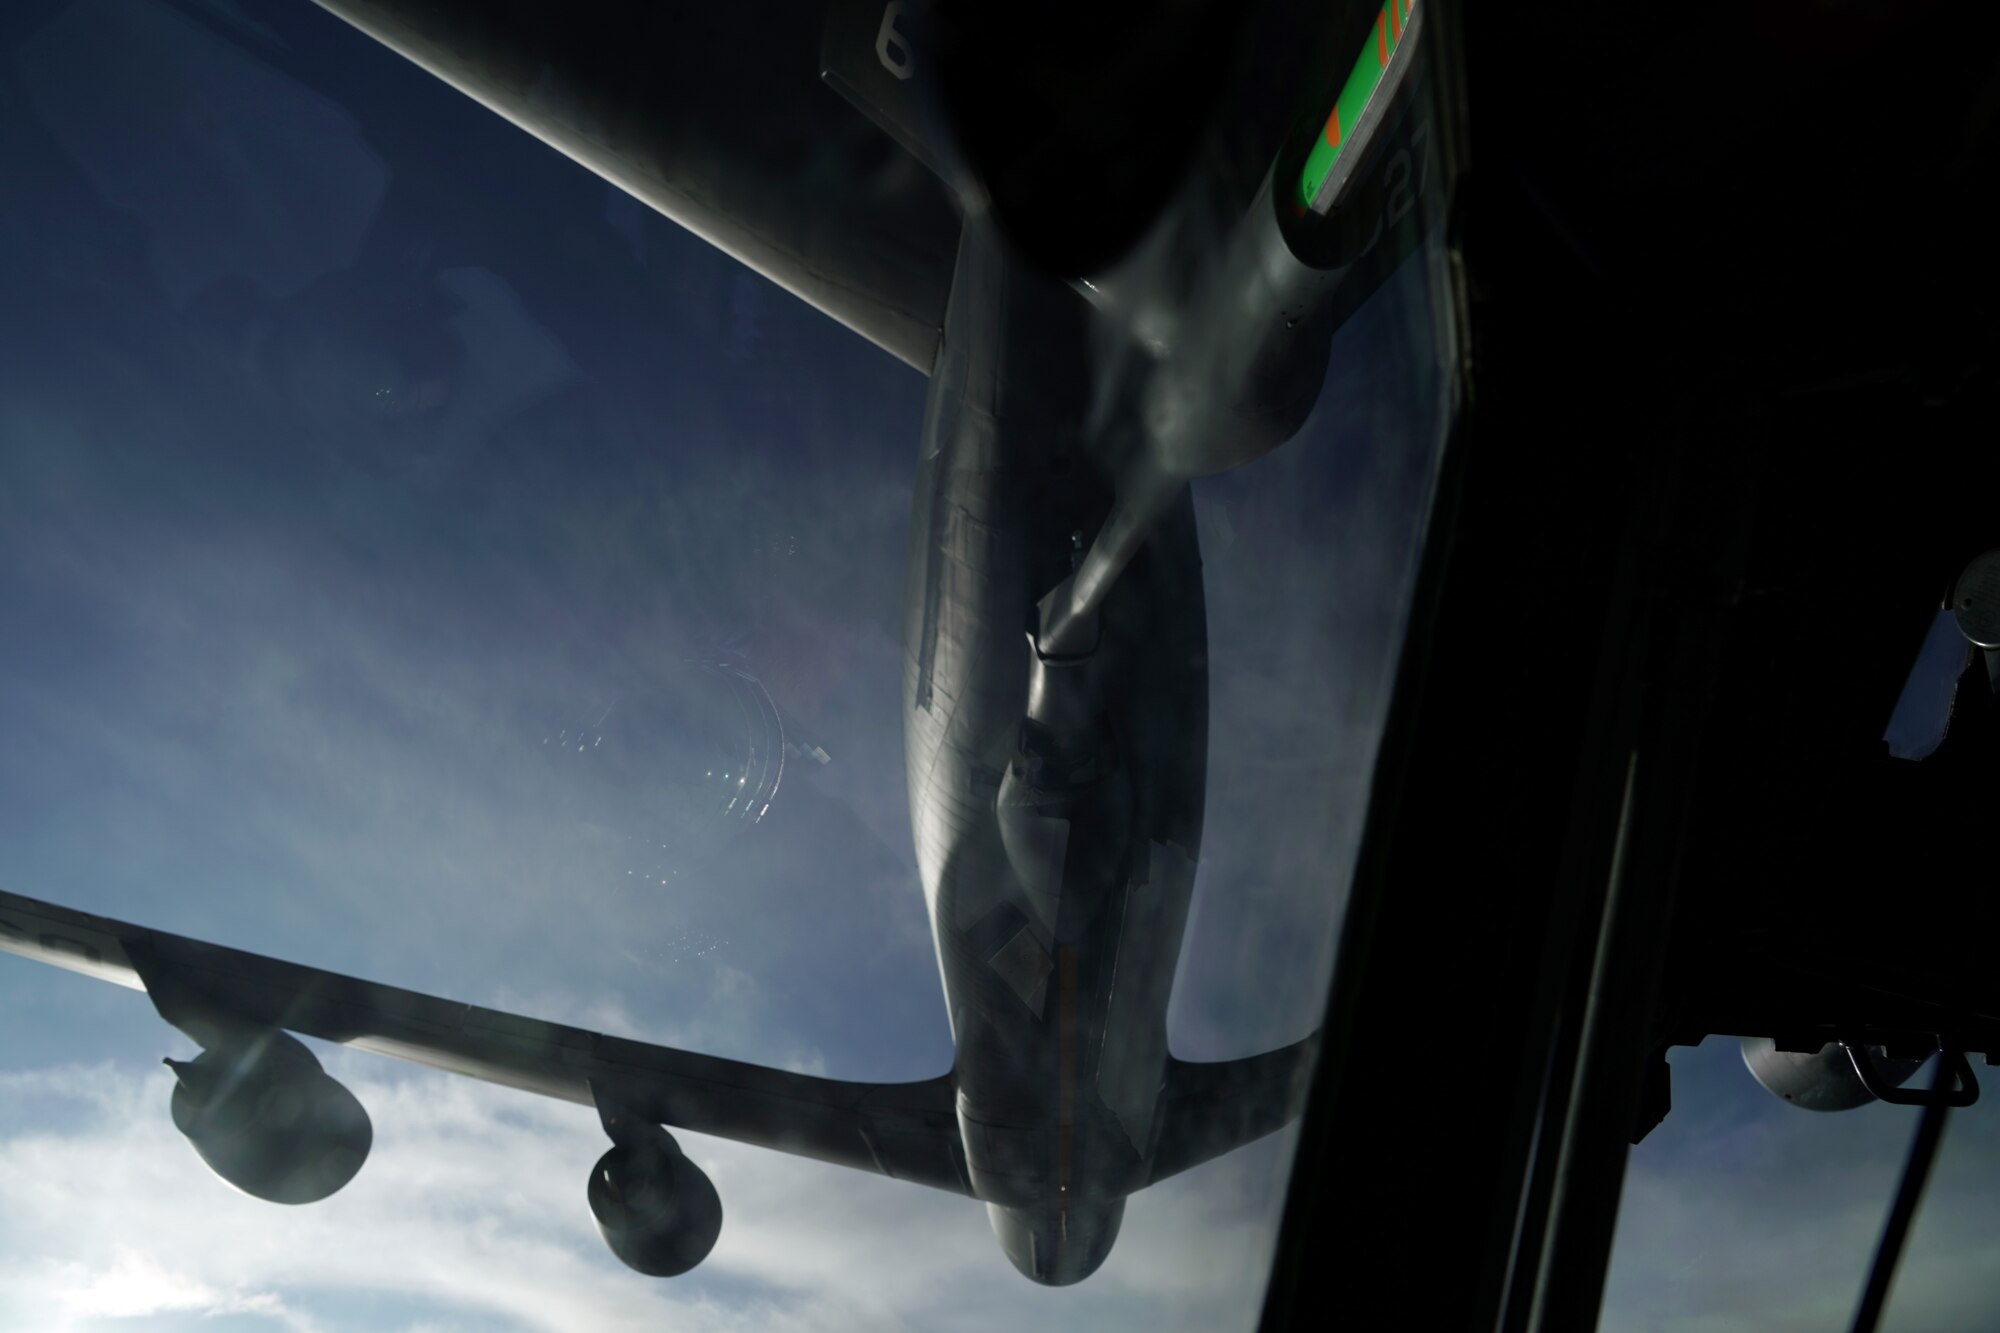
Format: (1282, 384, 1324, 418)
(1256, 1, 1672, 1327)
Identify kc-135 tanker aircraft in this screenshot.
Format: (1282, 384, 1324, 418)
(1, 0, 1435, 1285)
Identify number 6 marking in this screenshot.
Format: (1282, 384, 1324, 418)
(876, 2, 914, 80)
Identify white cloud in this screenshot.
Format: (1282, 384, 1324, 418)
(44, 1251, 306, 1328)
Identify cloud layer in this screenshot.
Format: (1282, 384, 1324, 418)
(0, 1054, 1299, 1333)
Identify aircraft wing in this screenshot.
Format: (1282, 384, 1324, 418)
(1145, 1033, 1322, 1187)
(304, 0, 959, 374)
(0, 888, 972, 1196)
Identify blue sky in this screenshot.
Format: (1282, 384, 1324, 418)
(0, 3, 1993, 1331)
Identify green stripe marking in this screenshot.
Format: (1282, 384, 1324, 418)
(1297, 0, 1417, 213)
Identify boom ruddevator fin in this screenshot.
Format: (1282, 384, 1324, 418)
(1145, 1032, 1322, 1186)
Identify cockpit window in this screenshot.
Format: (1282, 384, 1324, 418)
(0, 1, 1459, 1327)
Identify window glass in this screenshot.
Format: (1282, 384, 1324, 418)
(0, 2, 1456, 1328)
(1602, 1041, 2000, 1332)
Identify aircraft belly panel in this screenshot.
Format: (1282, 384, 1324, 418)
(1096, 841, 1197, 1157)
(897, 228, 1210, 1210)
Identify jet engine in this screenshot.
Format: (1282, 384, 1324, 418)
(1741, 1037, 1924, 1112)
(166, 1029, 371, 1204)
(586, 1126, 723, 1277)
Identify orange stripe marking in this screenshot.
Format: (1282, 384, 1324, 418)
(1057, 947, 1077, 1195)
(1376, 11, 1388, 66)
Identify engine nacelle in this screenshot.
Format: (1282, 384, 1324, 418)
(1741, 1037, 1924, 1112)
(587, 1128, 723, 1278)
(166, 1030, 371, 1204)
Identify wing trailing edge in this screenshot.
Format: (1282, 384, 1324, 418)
(0, 888, 971, 1195)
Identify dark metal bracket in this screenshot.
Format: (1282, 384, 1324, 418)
(1844, 1042, 1980, 1108)
(123, 938, 271, 1054)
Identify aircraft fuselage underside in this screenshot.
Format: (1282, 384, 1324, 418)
(901, 220, 1211, 1285)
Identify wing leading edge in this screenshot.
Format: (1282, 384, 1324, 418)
(306, 0, 959, 373)
(0, 888, 971, 1196)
